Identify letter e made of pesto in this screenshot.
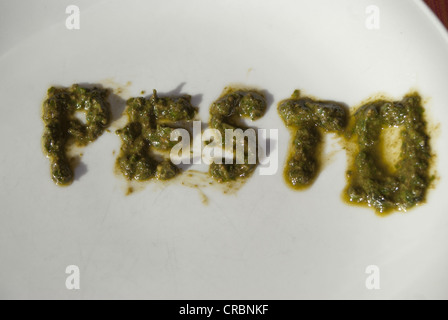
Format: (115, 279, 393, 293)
(115, 90, 197, 182)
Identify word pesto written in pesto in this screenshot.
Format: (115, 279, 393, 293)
(42, 85, 434, 213)
(115, 90, 197, 181)
(42, 84, 111, 185)
(208, 88, 268, 183)
(278, 90, 348, 189)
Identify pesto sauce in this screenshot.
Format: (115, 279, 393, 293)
(278, 90, 348, 189)
(116, 90, 197, 181)
(42, 84, 111, 185)
(41, 83, 434, 213)
(345, 92, 432, 213)
(208, 88, 267, 183)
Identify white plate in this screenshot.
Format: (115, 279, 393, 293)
(1, 0, 448, 299)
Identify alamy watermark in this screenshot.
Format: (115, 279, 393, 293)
(65, 265, 80, 290)
(169, 121, 278, 176)
(365, 265, 380, 290)
(66, 5, 80, 30)
(365, 5, 380, 30)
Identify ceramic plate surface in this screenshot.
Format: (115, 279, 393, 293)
(1, 0, 448, 299)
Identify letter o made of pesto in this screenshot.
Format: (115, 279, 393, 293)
(346, 94, 431, 213)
